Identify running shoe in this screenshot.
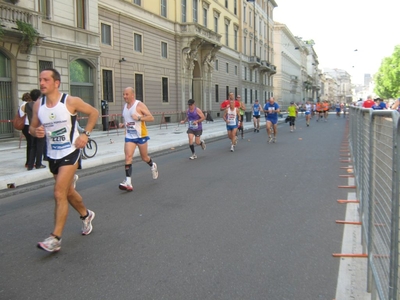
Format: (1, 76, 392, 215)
(151, 163, 159, 179)
(37, 235, 61, 252)
(257, 129, 260, 133)
(273, 137, 277, 143)
(254, 128, 256, 132)
(230, 145, 234, 152)
(119, 180, 133, 191)
(73, 174, 79, 189)
(268, 136, 273, 143)
(189, 154, 197, 160)
(81, 210, 95, 235)
(200, 140, 206, 150)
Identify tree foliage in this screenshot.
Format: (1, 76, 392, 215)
(374, 45, 400, 99)
(70, 60, 86, 83)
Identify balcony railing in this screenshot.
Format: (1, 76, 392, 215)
(180, 23, 221, 45)
(249, 56, 261, 68)
(0, 3, 40, 31)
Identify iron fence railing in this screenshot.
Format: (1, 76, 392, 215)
(348, 106, 400, 300)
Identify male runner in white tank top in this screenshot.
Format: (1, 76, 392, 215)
(118, 87, 158, 192)
(30, 68, 99, 252)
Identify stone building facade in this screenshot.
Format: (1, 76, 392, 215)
(0, 0, 280, 139)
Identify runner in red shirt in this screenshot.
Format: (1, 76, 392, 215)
(220, 92, 240, 110)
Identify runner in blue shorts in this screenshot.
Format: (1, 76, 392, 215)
(263, 97, 280, 143)
(118, 87, 158, 192)
(223, 98, 240, 152)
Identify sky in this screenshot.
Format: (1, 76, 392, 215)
(274, 0, 400, 85)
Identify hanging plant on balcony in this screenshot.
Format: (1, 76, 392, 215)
(16, 20, 39, 54)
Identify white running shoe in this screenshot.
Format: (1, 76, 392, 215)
(119, 180, 133, 191)
(73, 174, 79, 189)
(200, 140, 206, 150)
(81, 210, 95, 235)
(230, 145, 234, 152)
(37, 236, 61, 252)
(268, 136, 273, 143)
(151, 163, 158, 179)
(189, 154, 197, 160)
(273, 137, 277, 143)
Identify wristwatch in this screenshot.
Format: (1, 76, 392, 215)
(84, 131, 91, 137)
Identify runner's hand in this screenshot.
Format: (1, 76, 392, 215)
(35, 125, 45, 138)
(75, 134, 88, 149)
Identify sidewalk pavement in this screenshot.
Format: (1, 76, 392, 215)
(0, 118, 268, 191)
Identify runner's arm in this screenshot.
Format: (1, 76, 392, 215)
(195, 108, 205, 124)
(136, 102, 154, 122)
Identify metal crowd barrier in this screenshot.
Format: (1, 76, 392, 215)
(348, 106, 400, 300)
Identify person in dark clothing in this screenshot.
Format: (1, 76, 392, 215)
(20, 92, 33, 167)
(26, 89, 46, 170)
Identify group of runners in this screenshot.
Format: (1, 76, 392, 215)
(31, 70, 344, 253)
(30, 69, 160, 252)
(218, 93, 282, 149)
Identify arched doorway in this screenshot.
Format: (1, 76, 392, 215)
(0, 51, 13, 138)
(69, 59, 94, 127)
(192, 60, 203, 109)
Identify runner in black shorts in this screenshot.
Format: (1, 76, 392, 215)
(180, 99, 206, 159)
(48, 148, 82, 175)
(30, 68, 99, 253)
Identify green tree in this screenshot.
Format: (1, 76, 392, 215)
(69, 60, 85, 83)
(374, 45, 400, 99)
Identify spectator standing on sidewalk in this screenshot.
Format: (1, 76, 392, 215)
(372, 98, 387, 110)
(362, 95, 375, 108)
(25, 89, 46, 170)
(30, 68, 99, 252)
(263, 97, 280, 143)
(252, 99, 262, 132)
(180, 99, 206, 160)
(118, 87, 158, 192)
(390, 98, 400, 112)
(19, 92, 33, 168)
(223, 97, 240, 152)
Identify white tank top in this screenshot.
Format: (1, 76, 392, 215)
(227, 107, 238, 126)
(38, 93, 79, 159)
(123, 100, 148, 139)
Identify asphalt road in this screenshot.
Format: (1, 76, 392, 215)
(0, 116, 348, 300)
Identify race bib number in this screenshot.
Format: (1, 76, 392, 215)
(48, 127, 71, 150)
(189, 121, 198, 130)
(126, 122, 138, 135)
(228, 113, 236, 126)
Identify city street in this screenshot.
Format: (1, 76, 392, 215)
(0, 116, 349, 300)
